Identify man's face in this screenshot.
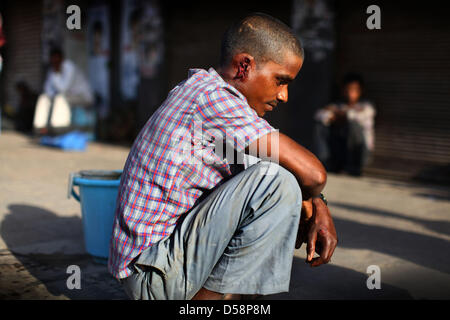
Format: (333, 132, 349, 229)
(343, 81, 362, 104)
(242, 51, 303, 117)
(50, 53, 63, 72)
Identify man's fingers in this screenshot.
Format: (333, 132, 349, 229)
(318, 236, 333, 263)
(325, 237, 338, 262)
(309, 256, 325, 267)
(295, 230, 303, 249)
(320, 230, 338, 262)
(309, 247, 331, 267)
(295, 222, 306, 249)
(306, 229, 317, 262)
(307, 234, 337, 267)
(315, 241, 323, 255)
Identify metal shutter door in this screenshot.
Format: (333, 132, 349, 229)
(336, 1, 450, 183)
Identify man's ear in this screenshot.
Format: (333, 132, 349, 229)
(233, 53, 254, 81)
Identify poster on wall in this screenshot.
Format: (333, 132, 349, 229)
(291, 0, 335, 62)
(0, 13, 4, 75)
(138, 1, 164, 79)
(120, 0, 163, 101)
(42, 0, 65, 64)
(87, 5, 111, 119)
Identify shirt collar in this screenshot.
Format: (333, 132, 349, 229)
(187, 67, 248, 103)
(207, 67, 247, 102)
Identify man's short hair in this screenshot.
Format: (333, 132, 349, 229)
(220, 13, 304, 67)
(342, 72, 364, 88)
(50, 47, 63, 58)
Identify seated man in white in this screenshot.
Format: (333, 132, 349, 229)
(33, 47, 94, 134)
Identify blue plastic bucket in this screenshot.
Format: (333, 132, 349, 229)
(68, 170, 122, 263)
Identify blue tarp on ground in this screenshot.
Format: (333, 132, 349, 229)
(40, 131, 89, 151)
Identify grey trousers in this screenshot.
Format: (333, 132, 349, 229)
(121, 161, 303, 300)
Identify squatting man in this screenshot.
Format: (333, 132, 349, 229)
(108, 13, 338, 300)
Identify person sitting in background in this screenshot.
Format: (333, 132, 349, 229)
(33, 47, 94, 135)
(314, 73, 376, 176)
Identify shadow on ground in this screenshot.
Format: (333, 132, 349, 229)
(331, 203, 450, 275)
(266, 200, 450, 299)
(366, 178, 450, 202)
(332, 201, 450, 237)
(2, 202, 448, 299)
(265, 257, 413, 300)
(0, 204, 128, 299)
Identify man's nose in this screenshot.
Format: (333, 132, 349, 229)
(277, 86, 288, 103)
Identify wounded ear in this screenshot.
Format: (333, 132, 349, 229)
(236, 58, 251, 79)
(235, 64, 245, 79)
(242, 57, 251, 71)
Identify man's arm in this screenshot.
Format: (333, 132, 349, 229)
(314, 104, 338, 126)
(246, 131, 327, 199)
(247, 131, 338, 267)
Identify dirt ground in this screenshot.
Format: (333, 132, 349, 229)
(1, 130, 449, 300)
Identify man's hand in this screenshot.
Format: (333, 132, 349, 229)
(324, 105, 338, 113)
(324, 105, 347, 125)
(296, 199, 313, 248)
(296, 197, 338, 267)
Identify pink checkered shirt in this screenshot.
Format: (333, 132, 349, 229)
(108, 68, 275, 279)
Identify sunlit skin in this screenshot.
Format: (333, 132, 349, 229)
(218, 50, 303, 117)
(343, 81, 362, 106)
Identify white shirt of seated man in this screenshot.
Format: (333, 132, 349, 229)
(44, 59, 94, 107)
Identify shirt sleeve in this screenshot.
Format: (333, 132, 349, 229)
(51, 60, 76, 94)
(195, 87, 275, 153)
(44, 72, 55, 97)
(314, 104, 337, 126)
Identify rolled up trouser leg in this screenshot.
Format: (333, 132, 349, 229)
(122, 161, 302, 300)
(50, 94, 71, 128)
(33, 94, 51, 130)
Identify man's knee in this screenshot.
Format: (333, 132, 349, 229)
(259, 161, 302, 206)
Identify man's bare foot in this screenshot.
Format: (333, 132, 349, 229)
(223, 293, 242, 300)
(192, 288, 242, 300)
(192, 287, 223, 300)
(241, 294, 261, 300)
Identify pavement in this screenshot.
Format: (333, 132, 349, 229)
(1, 130, 449, 300)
